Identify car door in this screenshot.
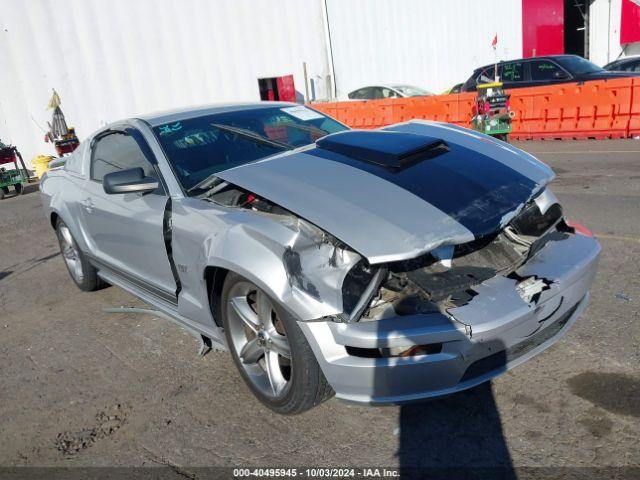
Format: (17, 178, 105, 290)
(80, 127, 177, 304)
(529, 59, 572, 86)
(499, 61, 527, 89)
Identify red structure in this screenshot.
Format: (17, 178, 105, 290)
(276, 75, 296, 103)
(521, 0, 564, 58)
(621, 0, 640, 45)
(258, 75, 296, 103)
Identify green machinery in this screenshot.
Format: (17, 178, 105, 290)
(0, 142, 29, 200)
(471, 81, 514, 142)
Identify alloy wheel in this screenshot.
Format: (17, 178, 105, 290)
(226, 281, 292, 398)
(58, 225, 84, 283)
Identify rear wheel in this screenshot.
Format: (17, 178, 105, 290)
(55, 218, 101, 291)
(221, 272, 333, 414)
(14, 183, 24, 195)
(0, 188, 5, 200)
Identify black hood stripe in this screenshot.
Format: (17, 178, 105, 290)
(307, 140, 537, 238)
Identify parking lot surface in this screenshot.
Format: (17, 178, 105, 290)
(0, 140, 638, 474)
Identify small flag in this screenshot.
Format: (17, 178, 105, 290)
(47, 89, 61, 110)
(491, 33, 498, 49)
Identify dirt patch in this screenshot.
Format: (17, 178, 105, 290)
(567, 372, 640, 417)
(512, 393, 550, 414)
(55, 403, 129, 455)
(578, 407, 613, 438)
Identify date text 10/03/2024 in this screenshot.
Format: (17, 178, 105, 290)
(232, 468, 400, 478)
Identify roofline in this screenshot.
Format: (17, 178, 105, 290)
(606, 55, 640, 63)
(347, 84, 427, 95)
(473, 54, 586, 72)
(136, 101, 299, 126)
(348, 85, 393, 93)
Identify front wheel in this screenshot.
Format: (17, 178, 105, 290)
(221, 272, 333, 414)
(14, 183, 24, 195)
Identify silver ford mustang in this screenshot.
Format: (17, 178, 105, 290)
(40, 102, 600, 414)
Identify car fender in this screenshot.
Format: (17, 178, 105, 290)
(172, 199, 362, 323)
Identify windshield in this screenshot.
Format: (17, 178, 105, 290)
(392, 85, 431, 96)
(557, 56, 603, 75)
(153, 105, 346, 191)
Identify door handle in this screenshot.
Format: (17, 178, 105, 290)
(82, 197, 94, 213)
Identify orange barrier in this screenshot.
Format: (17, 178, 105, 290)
(629, 78, 640, 138)
(311, 78, 640, 140)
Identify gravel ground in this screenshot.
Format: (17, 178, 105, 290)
(0, 139, 638, 477)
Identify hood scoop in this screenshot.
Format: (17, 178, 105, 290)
(315, 130, 449, 172)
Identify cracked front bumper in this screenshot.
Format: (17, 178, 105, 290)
(298, 232, 600, 405)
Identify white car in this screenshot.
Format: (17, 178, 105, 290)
(347, 84, 432, 100)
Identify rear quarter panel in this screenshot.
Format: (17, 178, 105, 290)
(40, 169, 89, 253)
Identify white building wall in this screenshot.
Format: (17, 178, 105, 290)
(589, 0, 640, 66)
(1, 0, 527, 167)
(0, 0, 331, 166)
(325, 0, 523, 98)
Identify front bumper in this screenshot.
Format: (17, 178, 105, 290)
(298, 232, 600, 405)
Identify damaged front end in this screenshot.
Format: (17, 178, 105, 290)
(293, 188, 600, 404)
(202, 121, 600, 404)
(336, 186, 562, 324)
(358, 189, 564, 325)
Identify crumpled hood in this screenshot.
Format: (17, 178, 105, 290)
(216, 121, 554, 264)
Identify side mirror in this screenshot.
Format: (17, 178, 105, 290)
(103, 167, 159, 195)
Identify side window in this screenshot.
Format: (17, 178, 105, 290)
(624, 61, 640, 72)
(477, 67, 495, 84)
(350, 88, 372, 99)
(91, 132, 157, 183)
(380, 88, 399, 98)
(369, 87, 384, 99)
(500, 62, 525, 82)
(530, 60, 564, 81)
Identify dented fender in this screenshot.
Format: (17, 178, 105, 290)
(171, 197, 362, 324)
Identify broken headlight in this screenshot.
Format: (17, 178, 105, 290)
(511, 201, 563, 237)
(341, 260, 376, 315)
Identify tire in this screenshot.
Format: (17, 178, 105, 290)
(55, 218, 101, 291)
(221, 272, 334, 414)
(0, 188, 4, 200)
(14, 183, 24, 195)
